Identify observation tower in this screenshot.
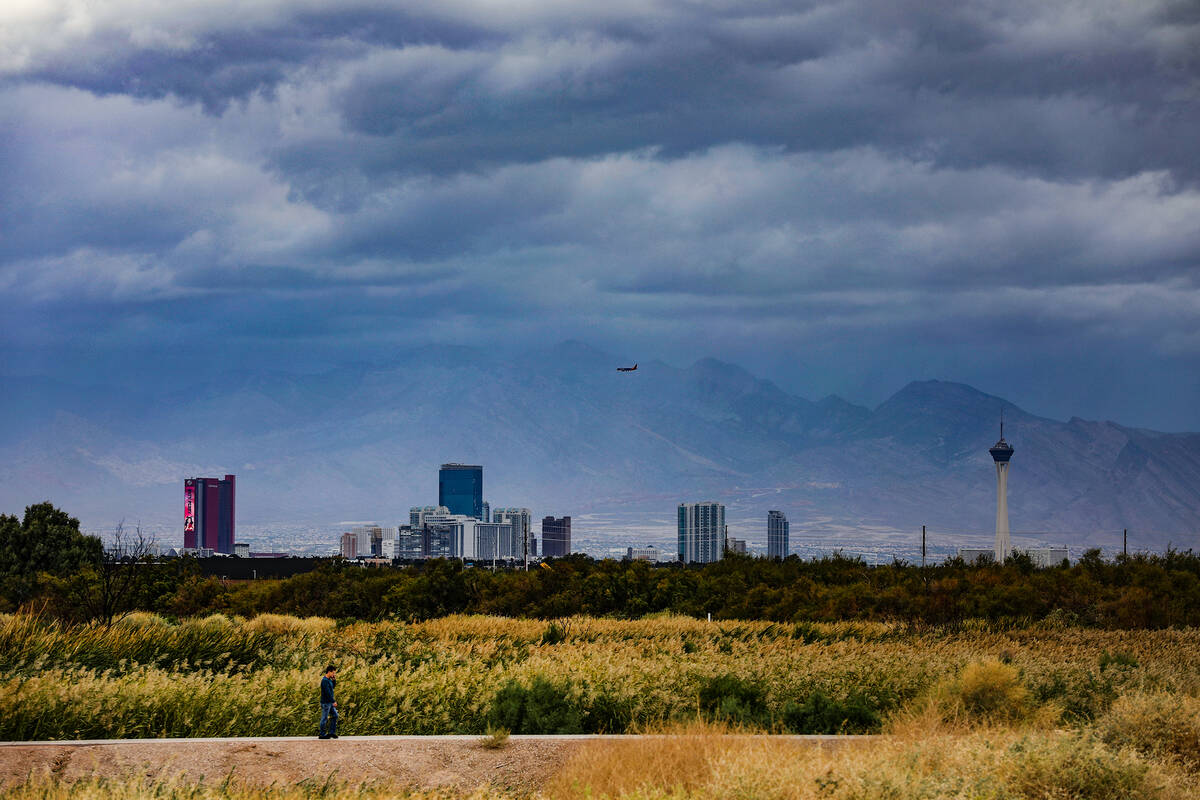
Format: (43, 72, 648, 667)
(989, 417, 1014, 562)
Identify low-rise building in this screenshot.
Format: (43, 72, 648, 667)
(957, 546, 1069, 566)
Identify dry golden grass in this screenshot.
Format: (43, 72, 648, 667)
(1099, 692, 1200, 769)
(0, 776, 491, 800)
(2, 724, 1199, 799)
(3, 613, 1200, 739)
(542, 724, 1200, 800)
(242, 613, 336, 636)
(542, 721, 840, 799)
(886, 658, 1064, 736)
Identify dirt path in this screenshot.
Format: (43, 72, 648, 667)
(0, 735, 866, 793)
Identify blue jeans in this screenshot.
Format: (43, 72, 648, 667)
(319, 703, 338, 737)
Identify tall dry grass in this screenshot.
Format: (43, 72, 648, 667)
(3, 720, 1200, 799)
(543, 724, 1199, 800)
(1, 776, 485, 800)
(1, 612, 1198, 739)
(1098, 692, 1200, 769)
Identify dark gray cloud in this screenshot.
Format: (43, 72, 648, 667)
(1, 1, 1199, 430)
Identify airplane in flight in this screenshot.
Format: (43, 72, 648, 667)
(616, 363, 638, 372)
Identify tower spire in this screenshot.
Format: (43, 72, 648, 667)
(989, 421, 1014, 562)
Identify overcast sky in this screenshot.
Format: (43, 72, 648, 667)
(2, 0, 1199, 429)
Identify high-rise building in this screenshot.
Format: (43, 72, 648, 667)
(339, 525, 380, 558)
(439, 464, 484, 519)
(728, 538, 747, 555)
(767, 510, 789, 559)
(471, 522, 516, 560)
(414, 511, 477, 559)
(678, 502, 725, 564)
(541, 516, 571, 557)
(493, 508, 532, 561)
(396, 526, 424, 559)
(410, 506, 450, 527)
(183, 475, 236, 554)
(482, 501, 491, 523)
(989, 420, 1014, 562)
(380, 527, 398, 559)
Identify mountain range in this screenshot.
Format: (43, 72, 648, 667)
(2, 341, 1198, 552)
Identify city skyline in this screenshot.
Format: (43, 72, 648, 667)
(9, 339, 1200, 559)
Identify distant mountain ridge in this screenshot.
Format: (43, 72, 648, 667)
(2, 341, 1198, 551)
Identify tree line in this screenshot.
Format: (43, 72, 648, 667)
(3, 503, 1200, 627)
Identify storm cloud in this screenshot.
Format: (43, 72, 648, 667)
(2, 0, 1199, 428)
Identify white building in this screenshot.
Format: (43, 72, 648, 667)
(471, 521, 516, 560)
(410, 506, 450, 527)
(492, 508, 532, 560)
(626, 546, 661, 561)
(958, 548, 996, 564)
(416, 513, 514, 560)
(958, 546, 1069, 567)
(379, 527, 398, 559)
(678, 502, 725, 564)
(1025, 547, 1069, 567)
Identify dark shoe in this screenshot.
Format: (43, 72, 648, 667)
(330, 735, 338, 739)
(318, 734, 331, 739)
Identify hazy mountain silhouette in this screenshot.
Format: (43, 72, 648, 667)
(2, 342, 1198, 550)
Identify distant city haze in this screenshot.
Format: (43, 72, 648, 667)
(3, 1, 1199, 561)
(2, 343, 1197, 559)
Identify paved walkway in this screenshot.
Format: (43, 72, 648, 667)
(2, 733, 871, 746)
(0, 734, 871, 790)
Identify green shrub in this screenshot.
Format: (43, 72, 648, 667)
(540, 621, 567, 645)
(487, 676, 583, 734)
(583, 692, 633, 733)
(1099, 649, 1139, 671)
(697, 673, 767, 726)
(1040, 608, 1083, 629)
(956, 660, 1032, 722)
(1031, 669, 1117, 722)
(479, 726, 510, 749)
(781, 691, 881, 734)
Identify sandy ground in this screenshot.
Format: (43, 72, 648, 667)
(0, 735, 866, 793)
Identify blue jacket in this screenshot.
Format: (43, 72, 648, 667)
(320, 676, 336, 704)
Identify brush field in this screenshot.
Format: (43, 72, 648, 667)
(2, 612, 1199, 740)
(5, 612, 1200, 797)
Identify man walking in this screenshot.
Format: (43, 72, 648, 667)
(318, 665, 339, 739)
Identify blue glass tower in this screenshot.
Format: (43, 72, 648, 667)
(439, 463, 484, 519)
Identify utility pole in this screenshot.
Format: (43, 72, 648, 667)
(1123, 528, 1128, 557)
(524, 518, 529, 571)
(922, 525, 927, 569)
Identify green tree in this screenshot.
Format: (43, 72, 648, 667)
(43, 521, 156, 626)
(0, 503, 102, 609)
